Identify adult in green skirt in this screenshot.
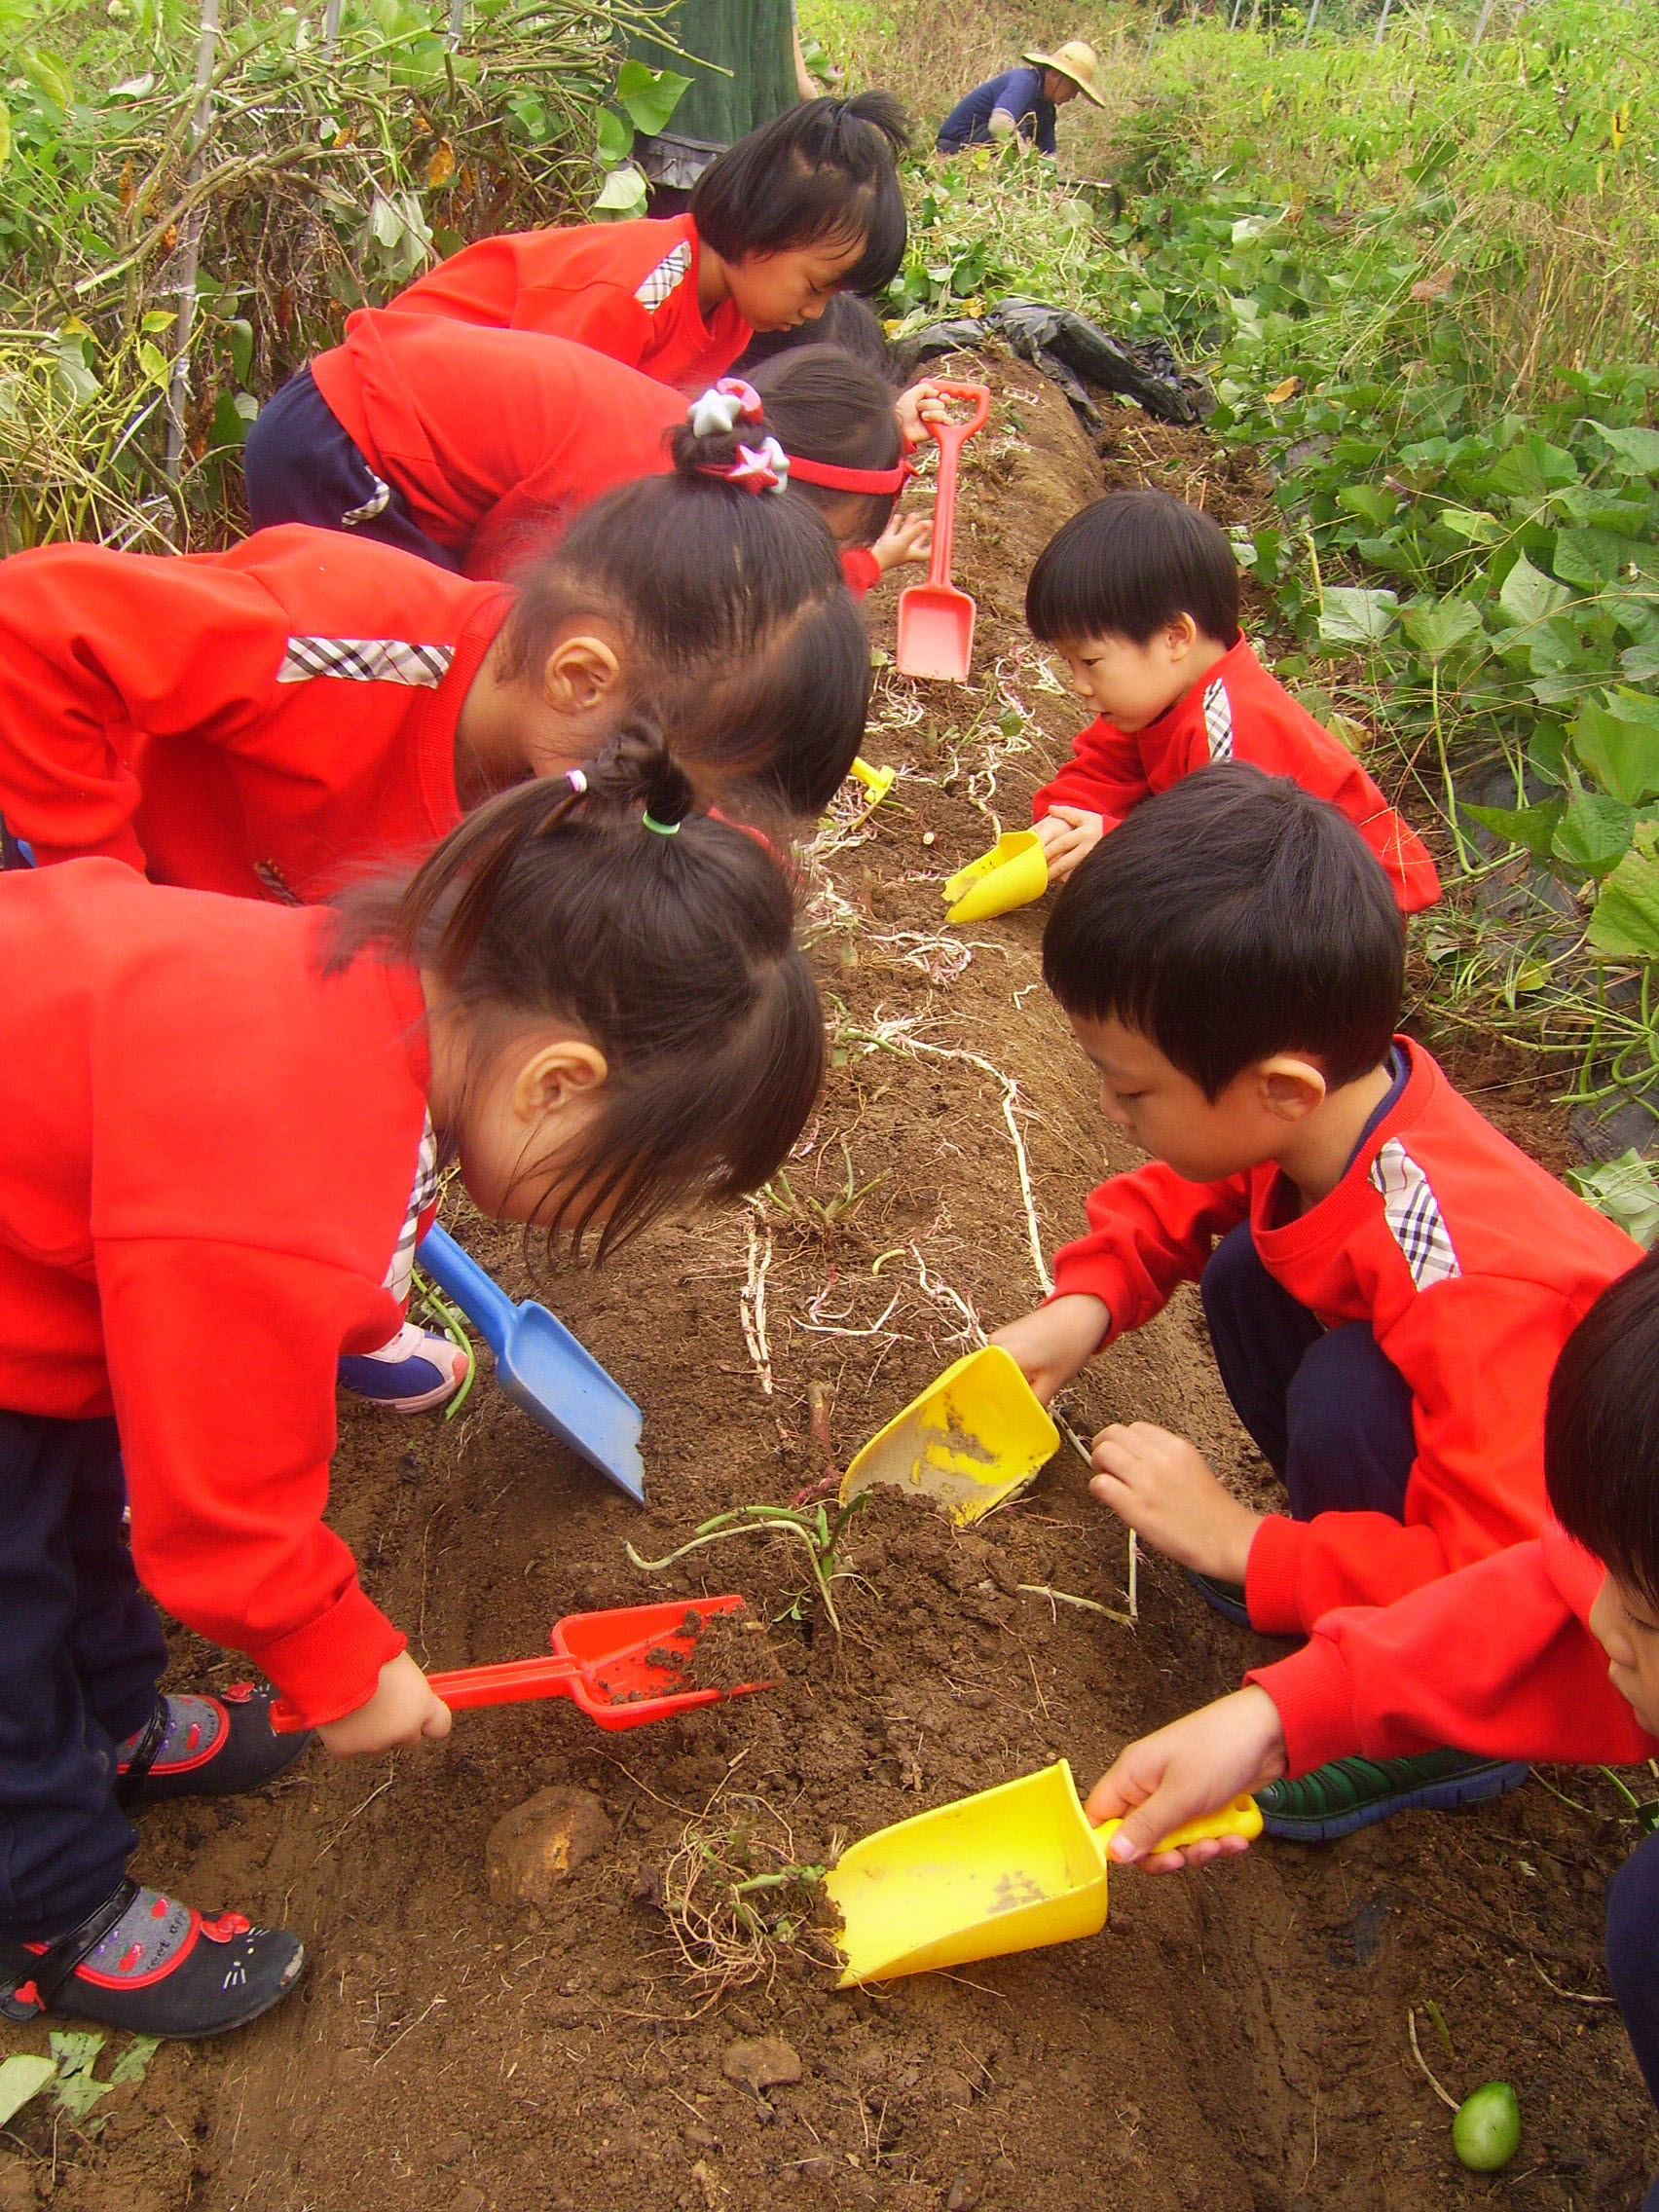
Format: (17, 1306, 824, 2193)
(630, 0, 818, 210)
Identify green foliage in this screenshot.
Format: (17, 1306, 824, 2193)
(0, 2052, 55, 2129)
(47, 2029, 158, 2131)
(0, 0, 656, 547)
(1568, 1149, 1659, 1246)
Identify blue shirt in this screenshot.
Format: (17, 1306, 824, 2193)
(936, 67, 1056, 157)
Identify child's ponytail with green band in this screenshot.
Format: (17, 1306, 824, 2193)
(331, 725, 823, 1254)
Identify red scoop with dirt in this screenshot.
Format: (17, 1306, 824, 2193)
(270, 1596, 770, 1734)
(895, 382, 991, 682)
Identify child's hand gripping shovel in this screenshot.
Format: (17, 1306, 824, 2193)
(416, 1223, 645, 1502)
(825, 1757, 1261, 1984)
(273, 1595, 773, 1733)
(895, 383, 991, 682)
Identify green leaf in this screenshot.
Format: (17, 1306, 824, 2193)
(1590, 842, 1659, 959)
(1317, 586, 1398, 646)
(593, 165, 646, 217)
(596, 106, 632, 165)
(108, 2036, 159, 2088)
(1437, 505, 1502, 545)
(22, 48, 72, 109)
(1500, 552, 1571, 629)
(50, 2031, 113, 2125)
(613, 60, 690, 138)
(1553, 787, 1635, 874)
(228, 316, 254, 387)
(1554, 526, 1629, 590)
(0, 100, 12, 172)
(1336, 485, 1398, 529)
(0, 2054, 55, 2129)
(1572, 694, 1659, 806)
(1463, 797, 1564, 860)
(136, 340, 169, 388)
(1567, 1150, 1659, 1247)
(1593, 424, 1659, 476)
(1401, 598, 1483, 661)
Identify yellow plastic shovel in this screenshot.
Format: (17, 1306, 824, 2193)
(850, 756, 896, 809)
(826, 1758, 1262, 1986)
(838, 1345, 1058, 1528)
(942, 830, 1049, 924)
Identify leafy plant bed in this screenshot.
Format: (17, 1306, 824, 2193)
(3, 363, 1650, 2212)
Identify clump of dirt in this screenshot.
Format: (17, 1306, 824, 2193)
(678, 1607, 783, 1696)
(28, 355, 1649, 2212)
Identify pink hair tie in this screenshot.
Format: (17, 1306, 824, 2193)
(696, 436, 791, 497)
(686, 379, 764, 437)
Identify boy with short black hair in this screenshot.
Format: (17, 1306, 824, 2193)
(1024, 490, 1441, 912)
(1085, 1253, 1659, 2203)
(993, 764, 1638, 1830)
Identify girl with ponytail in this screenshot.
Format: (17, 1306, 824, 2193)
(243, 322, 941, 593)
(0, 732, 821, 2042)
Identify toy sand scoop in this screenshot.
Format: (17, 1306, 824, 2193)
(896, 383, 991, 682)
(826, 1758, 1262, 1985)
(943, 830, 1049, 924)
(838, 1345, 1058, 1528)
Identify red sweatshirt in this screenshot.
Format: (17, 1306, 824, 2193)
(1032, 638, 1441, 915)
(0, 861, 426, 1723)
(311, 319, 685, 573)
(382, 213, 750, 391)
(1050, 1040, 1640, 1632)
(0, 526, 510, 903)
(1248, 1524, 1657, 1776)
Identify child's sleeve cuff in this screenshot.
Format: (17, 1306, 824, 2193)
(1243, 1513, 1307, 1636)
(1245, 1640, 1357, 1778)
(246, 1585, 407, 1728)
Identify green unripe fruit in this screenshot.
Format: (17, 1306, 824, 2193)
(1452, 2082, 1521, 2171)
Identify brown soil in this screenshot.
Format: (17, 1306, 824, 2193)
(4, 356, 1647, 2212)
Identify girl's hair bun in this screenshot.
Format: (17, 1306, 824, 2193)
(587, 721, 697, 830)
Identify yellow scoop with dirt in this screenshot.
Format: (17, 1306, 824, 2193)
(838, 1345, 1057, 1528)
(826, 1758, 1262, 1985)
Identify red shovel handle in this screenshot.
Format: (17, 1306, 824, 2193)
(270, 1654, 582, 1732)
(921, 383, 990, 591)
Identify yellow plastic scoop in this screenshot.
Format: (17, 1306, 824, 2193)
(826, 1758, 1262, 1985)
(850, 756, 896, 809)
(943, 830, 1049, 924)
(838, 1345, 1058, 1528)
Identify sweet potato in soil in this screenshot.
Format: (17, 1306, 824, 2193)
(6, 360, 1648, 2212)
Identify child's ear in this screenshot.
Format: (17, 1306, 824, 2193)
(1164, 611, 1201, 661)
(541, 632, 622, 716)
(1255, 1054, 1327, 1124)
(512, 1039, 608, 1124)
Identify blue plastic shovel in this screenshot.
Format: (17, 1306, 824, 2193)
(415, 1224, 646, 1502)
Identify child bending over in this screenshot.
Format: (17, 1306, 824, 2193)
(1025, 490, 1440, 913)
(0, 733, 822, 2040)
(378, 93, 908, 390)
(243, 327, 939, 591)
(992, 765, 1639, 1830)
(1088, 1254, 1659, 2203)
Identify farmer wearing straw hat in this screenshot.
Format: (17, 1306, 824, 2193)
(935, 41, 1104, 160)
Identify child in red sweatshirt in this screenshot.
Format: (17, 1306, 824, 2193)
(1085, 1254, 1659, 2206)
(1023, 490, 1440, 914)
(242, 323, 938, 590)
(992, 764, 1638, 1826)
(377, 94, 907, 387)
(0, 736, 822, 2041)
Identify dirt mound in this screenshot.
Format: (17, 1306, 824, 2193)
(9, 358, 1649, 2212)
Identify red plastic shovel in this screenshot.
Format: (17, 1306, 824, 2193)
(896, 382, 991, 682)
(270, 1595, 772, 1734)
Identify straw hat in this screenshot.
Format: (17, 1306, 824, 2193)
(1021, 39, 1106, 106)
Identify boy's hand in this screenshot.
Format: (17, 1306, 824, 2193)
(316, 1651, 452, 1756)
(990, 1293, 1109, 1403)
(895, 380, 947, 444)
(1033, 807, 1105, 883)
(1088, 1422, 1262, 1583)
(869, 511, 933, 575)
(1085, 1687, 1287, 1867)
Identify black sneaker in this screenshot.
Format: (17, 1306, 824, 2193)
(117, 1685, 313, 1808)
(2, 1878, 304, 2039)
(1183, 1567, 1253, 1628)
(1256, 1750, 1530, 1842)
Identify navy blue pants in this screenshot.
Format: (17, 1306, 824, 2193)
(1605, 1831, 1659, 2207)
(1199, 1222, 1418, 1520)
(241, 365, 459, 571)
(0, 1411, 166, 1939)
